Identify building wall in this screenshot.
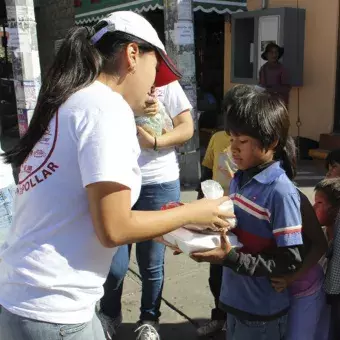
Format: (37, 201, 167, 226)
(36, 0, 75, 76)
(224, 0, 339, 141)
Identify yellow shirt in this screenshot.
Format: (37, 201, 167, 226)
(202, 131, 237, 192)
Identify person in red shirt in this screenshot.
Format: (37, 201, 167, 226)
(259, 43, 291, 107)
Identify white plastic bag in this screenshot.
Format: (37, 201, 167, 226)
(135, 100, 173, 137)
(163, 228, 243, 255)
(184, 180, 237, 233)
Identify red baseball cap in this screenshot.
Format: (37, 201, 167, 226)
(91, 11, 182, 87)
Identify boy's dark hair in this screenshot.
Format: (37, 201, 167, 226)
(315, 178, 340, 208)
(222, 85, 296, 180)
(3, 21, 155, 167)
(325, 149, 340, 170)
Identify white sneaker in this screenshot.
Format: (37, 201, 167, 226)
(197, 319, 225, 337)
(135, 321, 160, 340)
(97, 311, 122, 340)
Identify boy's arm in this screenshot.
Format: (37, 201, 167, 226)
(224, 191, 304, 277)
(222, 245, 303, 277)
(193, 192, 304, 276)
(279, 192, 327, 280)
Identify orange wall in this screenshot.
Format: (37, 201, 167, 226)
(224, 0, 339, 140)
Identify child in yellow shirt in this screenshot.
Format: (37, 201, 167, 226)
(201, 131, 236, 193)
(196, 130, 237, 337)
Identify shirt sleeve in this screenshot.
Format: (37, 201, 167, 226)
(223, 245, 303, 277)
(162, 81, 193, 118)
(271, 191, 303, 247)
(202, 134, 215, 170)
(75, 101, 140, 189)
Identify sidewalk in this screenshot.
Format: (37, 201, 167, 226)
(113, 160, 326, 340)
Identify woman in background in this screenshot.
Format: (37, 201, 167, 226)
(259, 42, 291, 107)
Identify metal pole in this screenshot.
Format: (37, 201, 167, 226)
(5, 0, 41, 137)
(163, 0, 201, 187)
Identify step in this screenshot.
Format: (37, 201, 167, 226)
(308, 148, 329, 160)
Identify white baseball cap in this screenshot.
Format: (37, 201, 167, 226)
(90, 11, 182, 87)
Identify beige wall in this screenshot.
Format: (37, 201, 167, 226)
(224, 0, 339, 140)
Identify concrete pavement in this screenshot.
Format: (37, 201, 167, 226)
(113, 160, 326, 340)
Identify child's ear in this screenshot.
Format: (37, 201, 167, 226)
(269, 140, 279, 151)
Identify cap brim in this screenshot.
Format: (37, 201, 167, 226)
(154, 48, 182, 87)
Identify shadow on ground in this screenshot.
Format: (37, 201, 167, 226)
(115, 320, 225, 340)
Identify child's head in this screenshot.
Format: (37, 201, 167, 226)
(261, 43, 284, 64)
(325, 149, 340, 178)
(314, 178, 340, 226)
(223, 85, 296, 179)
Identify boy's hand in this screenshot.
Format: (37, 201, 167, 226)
(190, 232, 232, 264)
(271, 274, 297, 292)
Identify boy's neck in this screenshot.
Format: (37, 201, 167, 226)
(239, 161, 275, 187)
(245, 160, 275, 172)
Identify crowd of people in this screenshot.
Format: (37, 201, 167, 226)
(0, 10, 339, 340)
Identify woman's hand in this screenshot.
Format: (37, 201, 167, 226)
(188, 197, 235, 230)
(154, 236, 182, 255)
(143, 97, 159, 116)
(137, 126, 155, 149)
(190, 232, 232, 264)
(134, 95, 159, 116)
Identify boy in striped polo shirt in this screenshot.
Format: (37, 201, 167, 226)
(192, 85, 304, 340)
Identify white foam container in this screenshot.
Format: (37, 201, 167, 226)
(163, 228, 242, 255)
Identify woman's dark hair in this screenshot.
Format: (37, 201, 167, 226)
(4, 21, 155, 167)
(315, 178, 340, 209)
(223, 85, 296, 179)
(325, 149, 340, 170)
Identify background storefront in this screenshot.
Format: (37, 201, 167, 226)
(224, 0, 340, 158)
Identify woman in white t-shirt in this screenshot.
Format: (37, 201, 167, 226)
(0, 12, 231, 340)
(99, 81, 194, 340)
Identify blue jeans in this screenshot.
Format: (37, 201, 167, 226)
(227, 314, 287, 340)
(0, 307, 105, 340)
(100, 180, 180, 322)
(0, 184, 15, 245)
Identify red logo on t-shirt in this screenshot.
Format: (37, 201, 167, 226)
(33, 150, 46, 158)
(17, 113, 60, 195)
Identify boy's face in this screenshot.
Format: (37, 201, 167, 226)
(229, 133, 274, 170)
(326, 163, 340, 178)
(313, 191, 335, 226)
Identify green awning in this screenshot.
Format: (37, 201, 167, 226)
(75, 0, 163, 25)
(193, 1, 246, 14)
(75, 0, 246, 25)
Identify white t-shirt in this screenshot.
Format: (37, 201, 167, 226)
(0, 145, 14, 189)
(139, 81, 192, 185)
(0, 81, 141, 324)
